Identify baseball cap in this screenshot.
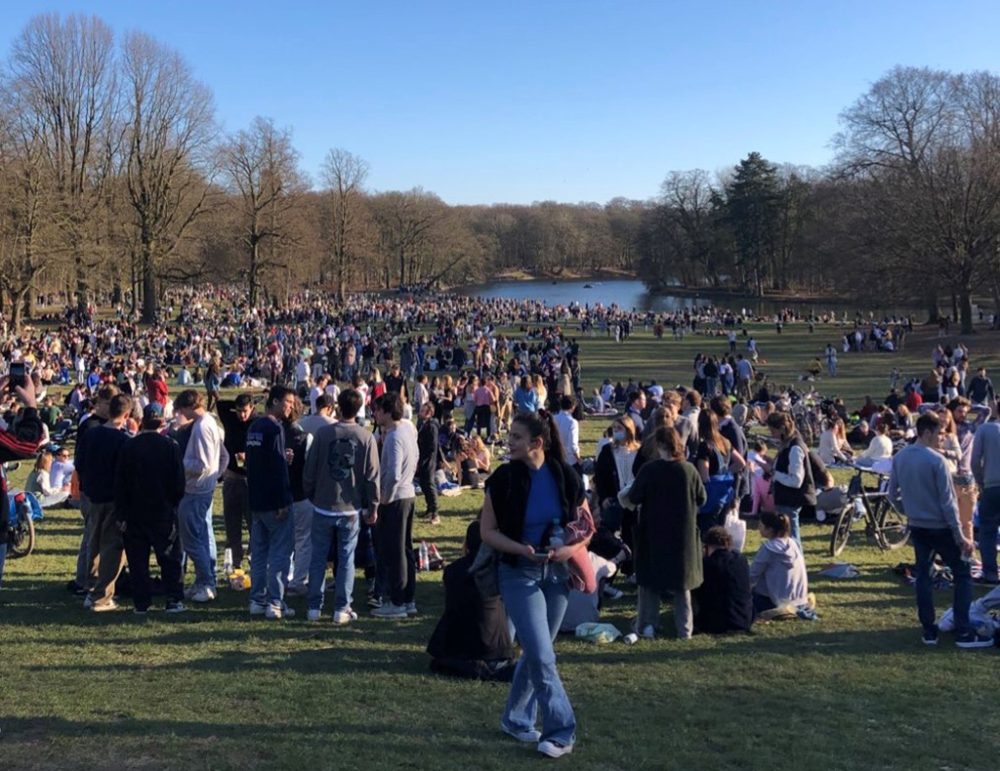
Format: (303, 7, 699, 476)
(143, 403, 165, 421)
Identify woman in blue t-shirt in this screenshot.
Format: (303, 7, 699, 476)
(480, 411, 583, 759)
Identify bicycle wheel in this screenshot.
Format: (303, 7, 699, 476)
(874, 498, 909, 550)
(829, 507, 853, 556)
(7, 508, 35, 558)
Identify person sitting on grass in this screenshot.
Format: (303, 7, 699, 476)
(26, 448, 71, 508)
(693, 526, 752, 635)
(427, 521, 517, 681)
(748, 511, 813, 620)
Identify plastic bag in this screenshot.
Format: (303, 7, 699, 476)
(724, 510, 747, 553)
(574, 622, 622, 644)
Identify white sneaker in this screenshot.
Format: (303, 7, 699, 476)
(371, 602, 408, 619)
(537, 740, 573, 758)
(333, 609, 358, 625)
(405, 601, 418, 616)
(265, 604, 295, 620)
(189, 586, 216, 603)
(249, 601, 268, 616)
(306, 609, 322, 622)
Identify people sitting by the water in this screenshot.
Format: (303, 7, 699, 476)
(692, 526, 752, 635)
(426, 521, 517, 681)
(749, 511, 813, 620)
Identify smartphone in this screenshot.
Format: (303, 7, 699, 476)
(8, 361, 26, 391)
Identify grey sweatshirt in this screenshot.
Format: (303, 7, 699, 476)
(971, 421, 1000, 490)
(380, 420, 418, 503)
(887, 443, 961, 540)
(303, 421, 379, 513)
(748, 538, 809, 607)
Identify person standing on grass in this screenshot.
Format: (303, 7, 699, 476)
(762, 411, 814, 549)
(620, 426, 706, 640)
(69, 383, 118, 596)
(245, 385, 297, 620)
(0, 374, 44, 592)
(889, 411, 992, 648)
(303, 388, 380, 624)
(416, 401, 441, 525)
(480, 411, 582, 758)
(76, 394, 132, 612)
(115, 403, 186, 615)
(971, 412, 1000, 586)
(174, 389, 228, 604)
(553, 395, 581, 474)
(217, 393, 255, 572)
(284, 397, 313, 597)
(370, 391, 419, 619)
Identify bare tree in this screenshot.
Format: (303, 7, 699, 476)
(121, 31, 217, 323)
(220, 116, 305, 306)
(8, 13, 119, 305)
(320, 148, 369, 302)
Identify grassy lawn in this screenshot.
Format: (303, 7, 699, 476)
(2, 319, 1000, 769)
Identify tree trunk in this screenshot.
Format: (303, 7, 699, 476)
(248, 240, 260, 307)
(951, 291, 959, 325)
(141, 254, 157, 324)
(926, 289, 940, 324)
(959, 289, 974, 335)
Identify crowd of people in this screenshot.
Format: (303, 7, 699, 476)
(2, 287, 999, 760)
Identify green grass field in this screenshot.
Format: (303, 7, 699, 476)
(2, 319, 1000, 770)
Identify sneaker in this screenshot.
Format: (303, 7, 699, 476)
(333, 609, 358, 625)
(83, 595, 94, 610)
(955, 631, 994, 649)
(427, 514, 441, 526)
(91, 599, 119, 613)
(638, 624, 656, 639)
(189, 586, 216, 603)
(602, 585, 624, 600)
(367, 594, 382, 609)
(307, 609, 322, 622)
(249, 601, 268, 616)
(922, 627, 939, 646)
(371, 602, 408, 619)
(501, 722, 541, 743)
(405, 601, 418, 616)
(165, 601, 187, 614)
(265, 604, 296, 620)
(537, 740, 573, 758)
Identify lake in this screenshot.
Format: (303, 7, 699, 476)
(458, 278, 855, 316)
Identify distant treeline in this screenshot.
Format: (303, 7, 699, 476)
(0, 12, 996, 333)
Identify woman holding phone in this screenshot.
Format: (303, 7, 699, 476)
(479, 411, 584, 759)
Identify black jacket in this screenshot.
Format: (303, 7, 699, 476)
(485, 458, 581, 564)
(773, 436, 817, 508)
(693, 548, 753, 634)
(427, 553, 515, 662)
(218, 400, 251, 477)
(114, 431, 185, 523)
(417, 418, 440, 474)
(0, 407, 43, 544)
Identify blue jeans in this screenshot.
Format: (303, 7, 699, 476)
(910, 526, 972, 636)
(308, 512, 360, 613)
(249, 509, 295, 609)
(499, 559, 575, 746)
(178, 492, 217, 588)
(776, 505, 802, 550)
(0, 542, 6, 590)
(977, 486, 1000, 581)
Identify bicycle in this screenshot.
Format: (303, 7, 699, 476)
(828, 464, 910, 557)
(6, 490, 37, 559)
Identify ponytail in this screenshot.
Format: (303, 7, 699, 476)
(513, 409, 566, 466)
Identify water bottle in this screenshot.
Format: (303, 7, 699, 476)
(223, 547, 234, 576)
(419, 541, 430, 572)
(547, 519, 570, 583)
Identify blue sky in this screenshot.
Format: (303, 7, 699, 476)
(1, 1, 998, 205)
